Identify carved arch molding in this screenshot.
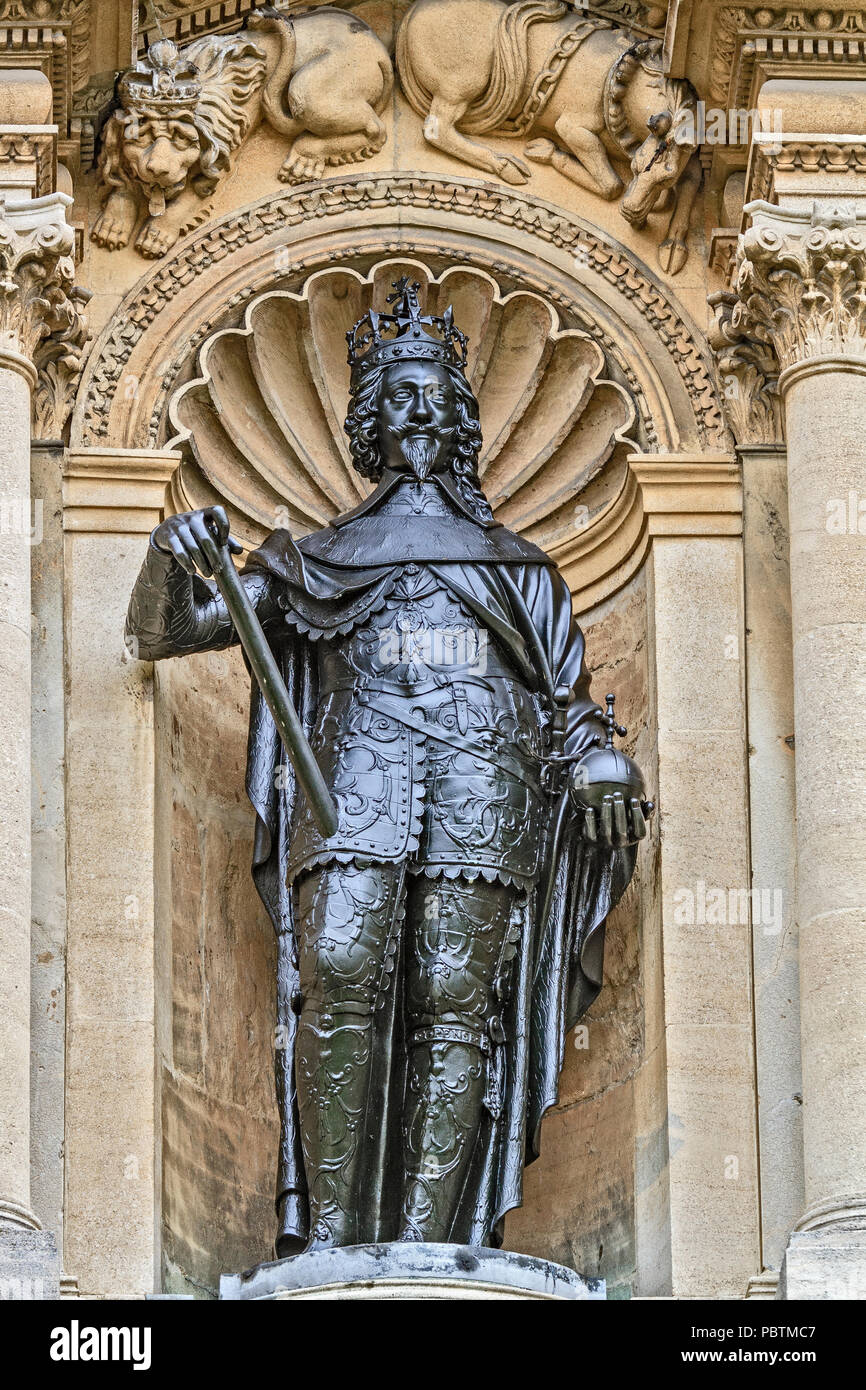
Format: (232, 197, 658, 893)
(72, 175, 729, 602)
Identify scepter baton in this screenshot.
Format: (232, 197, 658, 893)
(202, 521, 339, 839)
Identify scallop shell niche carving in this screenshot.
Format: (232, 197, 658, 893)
(168, 259, 636, 558)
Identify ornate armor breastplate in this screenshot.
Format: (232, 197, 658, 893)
(286, 565, 548, 887)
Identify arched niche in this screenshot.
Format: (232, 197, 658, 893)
(79, 178, 724, 1294)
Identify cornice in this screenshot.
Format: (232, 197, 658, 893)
(62, 448, 181, 533)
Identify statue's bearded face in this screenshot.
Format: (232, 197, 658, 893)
(377, 361, 458, 480)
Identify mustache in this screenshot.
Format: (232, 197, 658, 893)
(386, 423, 454, 441)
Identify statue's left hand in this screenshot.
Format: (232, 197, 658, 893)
(582, 791, 652, 847)
(569, 770, 654, 848)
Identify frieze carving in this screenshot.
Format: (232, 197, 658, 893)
(0, 1, 91, 136)
(0, 129, 56, 201)
(72, 76, 118, 171)
(396, 0, 701, 274)
(166, 258, 637, 553)
(748, 138, 866, 207)
(74, 173, 728, 453)
(0, 199, 89, 436)
(0, 0, 81, 15)
(137, 0, 668, 48)
(733, 202, 866, 376)
(100, 2, 698, 275)
(710, 7, 866, 110)
(92, 6, 392, 258)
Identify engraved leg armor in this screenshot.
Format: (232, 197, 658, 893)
(399, 876, 521, 1242)
(294, 862, 404, 1248)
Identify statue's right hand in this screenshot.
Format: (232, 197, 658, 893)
(152, 506, 243, 578)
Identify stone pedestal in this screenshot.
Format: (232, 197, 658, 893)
(220, 1244, 603, 1301)
(779, 1225, 866, 1301)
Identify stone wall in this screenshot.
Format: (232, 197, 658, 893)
(155, 652, 278, 1295)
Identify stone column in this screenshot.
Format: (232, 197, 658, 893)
(734, 198, 866, 1297)
(0, 69, 78, 1297)
(737, 442, 802, 1285)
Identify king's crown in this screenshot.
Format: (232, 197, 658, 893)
(347, 278, 468, 379)
(118, 40, 202, 115)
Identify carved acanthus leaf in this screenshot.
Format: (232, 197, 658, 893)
(32, 280, 91, 440)
(734, 203, 866, 375)
(0, 201, 89, 437)
(708, 288, 784, 446)
(0, 209, 75, 363)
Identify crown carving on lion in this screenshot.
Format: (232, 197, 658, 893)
(117, 39, 202, 114)
(347, 278, 469, 381)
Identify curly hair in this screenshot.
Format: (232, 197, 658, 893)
(344, 362, 493, 523)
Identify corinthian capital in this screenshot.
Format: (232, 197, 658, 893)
(732, 201, 866, 380)
(0, 192, 89, 437)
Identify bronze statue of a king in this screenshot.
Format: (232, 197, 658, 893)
(126, 278, 651, 1257)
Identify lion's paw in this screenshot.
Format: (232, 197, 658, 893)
(91, 211, 133, 250)
(135, 219, 177, 259)
(279, 153, 327, 184)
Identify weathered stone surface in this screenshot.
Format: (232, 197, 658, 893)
(779, 1228, 866, 1301)
(156, 651, 278, 1296)
(30, 444, 69, 1247)
(220, 1242, 604, 1301)
(0, 1228, 59, 1300)
(740, 445, 803, 1273)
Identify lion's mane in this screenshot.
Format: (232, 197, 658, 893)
(99, 35, 267, 198)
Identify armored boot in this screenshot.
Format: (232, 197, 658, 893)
(397, 876, 520, 1241)
(398, 1027, 490, 1242)
(295, 1003, 375, 1249)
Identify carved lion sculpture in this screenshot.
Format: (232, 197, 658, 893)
(92, 6, 393, 259)
(397, 0, 701, 274)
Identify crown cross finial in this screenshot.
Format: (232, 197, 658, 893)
(386, 277, 422, 321)
(602, 693, 627, 750)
